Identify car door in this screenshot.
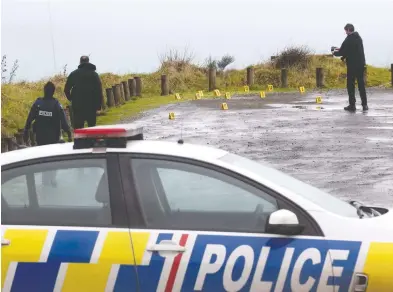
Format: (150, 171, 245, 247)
(1, 153, 139, 292)
(120, 154, 345, 292)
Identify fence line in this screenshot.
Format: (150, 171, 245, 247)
(2, 64, 392, 153)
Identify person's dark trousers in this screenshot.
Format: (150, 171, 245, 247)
(73, 109, 97, 129)
(347, 66, 368, 107)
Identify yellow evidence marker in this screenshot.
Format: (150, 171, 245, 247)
(214, 89, 221, 97)
(198, 90, 204, 97)
(221, 103, 228, 110)
(244, 86, 249, 93)
(195, 93, 201, 100)
(299, 86, 306, 93)
(175, 93, 181, 100)
(267, 84, 274, 92)
(225, 92, 231, 99)
(316, 96, 322, 104)
(169, 112, 175, 120)
(260, 91, 266, 98)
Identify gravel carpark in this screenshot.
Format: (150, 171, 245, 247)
(123, 88, 393, 207)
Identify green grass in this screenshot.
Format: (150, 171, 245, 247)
(2, 55, 391, 137)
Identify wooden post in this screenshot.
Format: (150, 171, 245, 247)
(122, 81, 130, 101)
(1, 139, 8, 152)
(66, 105, 74, 129)
(135, 77, 142, 97)
(128, 79, 136, 98)
(119, 83, 125, 103)
(316, 67, 325, 88)
(208, 68, 216, 91)
(246, 67, 254, 86)
(391, 64, 393, 87)
(161, 75, 169, 96)
(15, 132, 24, 146)
(281, 68, 288, 88)
(6, 137, 16, 151)
(106, 88, 115, 107)
(113, 85, 121, 106)
(29, 130, 36, 146)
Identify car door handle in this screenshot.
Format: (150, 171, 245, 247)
(146, 242, 186, 253)
(2, 239, 10, 246)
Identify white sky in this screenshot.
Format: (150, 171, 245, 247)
(1, 0, 393, 81)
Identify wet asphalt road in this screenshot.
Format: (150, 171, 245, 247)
(123, 88, 393, 207)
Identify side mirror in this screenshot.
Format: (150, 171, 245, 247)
(266, 209, 305, 236)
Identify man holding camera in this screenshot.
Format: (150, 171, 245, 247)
(332, 23, 368, 112)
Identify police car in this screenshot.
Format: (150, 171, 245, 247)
(1, 124, 392, 292)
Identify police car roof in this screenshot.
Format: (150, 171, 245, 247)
(0, 140, 229, 166)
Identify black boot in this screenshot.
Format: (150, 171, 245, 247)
(362, 105, 369, 111)
(344, 105, 356, 112)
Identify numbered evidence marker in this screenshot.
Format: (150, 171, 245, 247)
(225, 92, 231, 99)
(199, 90, 204, 97)
(260, 91, 266, 98)
(169, 112, 175, 120)
(267, 84, 274, 92)
(316, 96, 322, 104)
(244, 85, 250, 93)
(214, 89, 221, 97)
(221, 103, 228, 110)
(175, 93, 181, 100)
(299, 86, 306, 93)
(195, 93, 201, 100)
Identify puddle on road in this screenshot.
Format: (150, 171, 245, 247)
(367, 126, 393, 130)
(367, 137, 393, 142)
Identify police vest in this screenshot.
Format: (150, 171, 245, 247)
(34, 98, 60, 132)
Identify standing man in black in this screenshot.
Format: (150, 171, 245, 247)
(64, 56, 104, 128)
(332, 23, 368, 112)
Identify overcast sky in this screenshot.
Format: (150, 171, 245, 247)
(1, 0, 393, 81)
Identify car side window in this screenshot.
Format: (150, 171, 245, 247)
(1, 158, 112, 227)
(130, 158, 279, 233)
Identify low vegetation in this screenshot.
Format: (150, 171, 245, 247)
(1, 46, 391, 137)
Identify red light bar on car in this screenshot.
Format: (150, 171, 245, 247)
(74, 124, 143, 139)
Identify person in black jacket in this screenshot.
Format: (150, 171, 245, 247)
(332, 23, 368, 112)
(24, 81, 72, 146)
(64, 56, 103, 128)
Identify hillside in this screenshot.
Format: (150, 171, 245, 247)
(1, 53, 391, 138)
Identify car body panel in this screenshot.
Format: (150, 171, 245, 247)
(2, 140, 393, 291)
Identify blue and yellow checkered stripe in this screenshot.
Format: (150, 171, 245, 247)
(1, 228, 150, 292)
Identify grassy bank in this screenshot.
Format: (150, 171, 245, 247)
(1, 53, 391, 137)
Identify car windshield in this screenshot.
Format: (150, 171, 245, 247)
(219, 153, 358, 218)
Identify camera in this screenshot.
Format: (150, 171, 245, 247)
(331, 46, 338, 53)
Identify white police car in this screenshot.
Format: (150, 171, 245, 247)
(1, 124, 392, 292)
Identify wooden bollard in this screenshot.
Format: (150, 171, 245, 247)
(391, 64, 393, 87)
(128, 79, 136, 98)
(113, 85, 122, 106)
(208, 68, 216, 91)
(119, 83, 125, 103)
(161, 75, 169, 96)
(106, 88, 115, 107)
(29, 130, 36, 146)
(246, 67, 254, 86)
(316, 67, 325, 88)
(15, 133, 24, 146)
(135, 77, 142, 97)
(6, 137, 16, 151)
(122, 81, 130, 101)
(281, 68, 288, 88)
(1, 138, 8, 152)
